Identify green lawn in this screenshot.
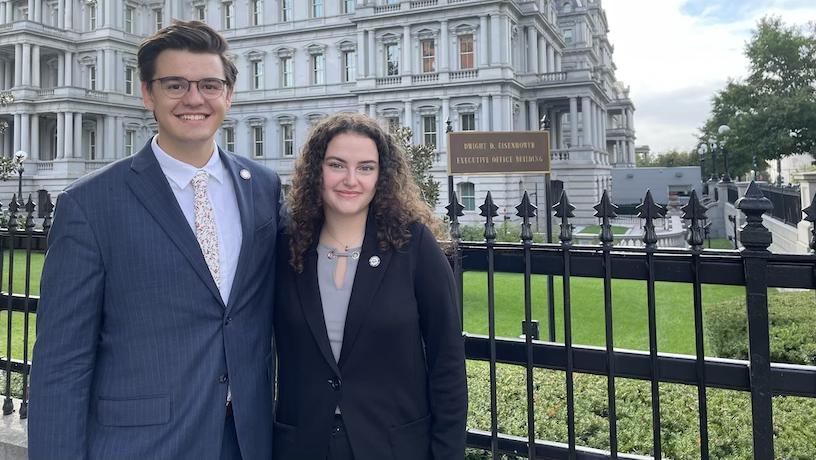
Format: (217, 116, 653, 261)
(0, 250, 43, 360)
(463, 271, 745, 355)
(577, 225, 629, 235)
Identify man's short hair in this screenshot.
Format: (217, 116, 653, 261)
(137, 20, 238, 88)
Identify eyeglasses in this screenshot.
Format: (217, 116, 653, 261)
(149, 76, 229, 99)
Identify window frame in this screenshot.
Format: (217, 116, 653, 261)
(223, 126, 236, 152)
(385, 42, 400, 76)
(125, 66, 135, 95)
(420, 38, 436, 74)
(222, 1, 234, 29)
(252, 125, 264, 158)
(124, 5, 135, 33)
(422, 115, 437, 148)
(252, 60, 263, 89)
(280, 56, 293, 87)
(342, 50, 356, 82)
(459, 34, 474, 69)
(311, 53, 325, 85)
(281, 123, 294, 157)
(458, 182, 476, 211)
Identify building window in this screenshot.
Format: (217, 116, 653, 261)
(222, 1, 234, 29)
(223, 126, 235, 151)
(459, 34, 474, 69)
(564, 29, 573, 45)
(280, 0, 291, 21)
(342, 0, 354, 13)
(87, 3, 96, 30)
(88, 130, 97, 159)
(252, 126, 264, 158)
(125, 130, 135, 156)
(311, 53, 325, 85)
(250, 0, 262, 25)
(125, 67, 135, 95)
(422, 115, 436, 148)
(153, 8, 163, 31)
(311, 0, 323, 17)
(461, 113, 475, 131)
(194, 4, 206, 21)
(342, 50, 356, 82)
(252, 60, 263, 89)
(420, 39, 435, 73)
(385, 43, 400, 76)
(280, 57, 293, 87)
(457, 182, 475, 211)
(88, 65, 97, 90)
(124, 5, 135, 33)
(281, 123, 294, 156)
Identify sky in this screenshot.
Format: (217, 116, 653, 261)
(602, 0, 816, 155)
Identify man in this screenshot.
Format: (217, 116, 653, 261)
(28, 21, 281, 459)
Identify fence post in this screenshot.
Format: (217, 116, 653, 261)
(735, 181, 774, 460)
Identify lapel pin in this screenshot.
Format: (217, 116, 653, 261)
(240, 169, 251, 180)
(368, 255, 380, 268)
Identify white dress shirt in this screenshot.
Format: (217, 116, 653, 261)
(152, 136, 242, 305)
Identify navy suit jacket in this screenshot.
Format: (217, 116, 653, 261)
(28, 141, 282, 460)
(274, 218, 467, 460)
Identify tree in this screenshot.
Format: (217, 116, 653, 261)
(394, 126, 440, 208)
(637, 149, 698, 167)
(699, 17, 816, 179)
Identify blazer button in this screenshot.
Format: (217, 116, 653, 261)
(328, 377, 341, 391)
(218, 374, 229, 384)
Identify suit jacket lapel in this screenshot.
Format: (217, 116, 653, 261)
(221, 150, 255, 312)
(125, 141, 224, 306)
(296, 249, 341, 375)
(337, 215, 391, 368)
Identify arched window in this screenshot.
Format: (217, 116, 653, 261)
(457, 182, 476, 211)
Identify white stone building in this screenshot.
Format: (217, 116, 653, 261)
(0, 0, 636, 222)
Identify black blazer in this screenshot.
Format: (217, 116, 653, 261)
(273, 217, 467, 460)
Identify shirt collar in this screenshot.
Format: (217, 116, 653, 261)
(151, 135, 226, 190)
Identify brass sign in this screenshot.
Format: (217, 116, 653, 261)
(447, 131, 550, 175)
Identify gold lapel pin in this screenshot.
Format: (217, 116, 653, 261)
(368, 256, 380, 267)
(240, 169, 251, 180)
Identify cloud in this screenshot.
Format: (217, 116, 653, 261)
(603, 0, 816, 154)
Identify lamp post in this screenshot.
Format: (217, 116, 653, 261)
(697, 143, 707, 182)
(718, 124, 731, 183)
(14, 151, 26, 206)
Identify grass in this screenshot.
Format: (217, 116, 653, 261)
(577, 225, 629, 235)
(0, 250, 43, 362)
(463, 271, 745, 355)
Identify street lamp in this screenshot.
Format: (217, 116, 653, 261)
(718, 124, 731, 183)
(14, 151, 26, 207)
(697, 143, 707, 180)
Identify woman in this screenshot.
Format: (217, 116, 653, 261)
(274, 113, 467, 460)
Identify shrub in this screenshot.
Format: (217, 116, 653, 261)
(707, 291, 816, 365)
(459, 223, 545, 243)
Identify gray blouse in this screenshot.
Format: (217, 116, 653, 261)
(316, 244, 361, 363)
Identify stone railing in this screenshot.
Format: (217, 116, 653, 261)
(411, 73, 438, 84)
(375, 76, 401, 86)
(450, 69, 477, 80)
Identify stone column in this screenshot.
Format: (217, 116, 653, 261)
(356, 30, 366, 78)
(489, 14, 500, 65)
(538, 37, 546, 74)
(479, 15, 488, 67)
(56, 112, 65, 159)
(402, 25, 411, 75)
(14, 44, 22, 86)
(527, 26, 537, 74)
(74, 111, 82, 158)
(13, 114, 21, 152)
(104, 115, 115, 159)
(0, 59, 6, 89)
(64, 51, 73, 86)
(404, 100, 412, 133)
(569, 97, 578, 147)
(64, 111, 74, 158)
(555, 52, 561, 71)
(367, 31, 376, 77)
(30, 115, 39, 160)
(32, 45, 40, 87)
(581, 97, 591, 146)
(27, 0, 35, 20)
(439, 20, 448, 72)
(480, 95, 489, 130)
(441, 97, 449, 150)
(527, 100, 538, 131)
(368, 103, 376, 118)
(95, 114, 103, 158)
(0, 2, 6, 24)
(65, 0, 73, 30)
(21, 44, 31, 86)
(547, 43, 555, 73)
(20, 114, 30, 154)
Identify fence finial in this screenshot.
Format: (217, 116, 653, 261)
(446, 191, 465, 241)
(7, 194, 18, 231)
(553, 190, 575, 244)
(479, 191, 499, 243)
(593, 190, 618, 247)
(515, 191, 537, 243)
(637, 190, 666, 250)
(42, 193, 55, 233)
(736, 181, 773, 251)
(682, 190, 708, 251)
(802, 191, 816, 253)
(25, 194, 36, 232)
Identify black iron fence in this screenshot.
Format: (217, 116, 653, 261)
(1, 192, 52, 419)
(448, 182, 816, 459)
(759, 183, 802, 226)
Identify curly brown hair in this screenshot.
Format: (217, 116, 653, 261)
(287, 113, 433, 272)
